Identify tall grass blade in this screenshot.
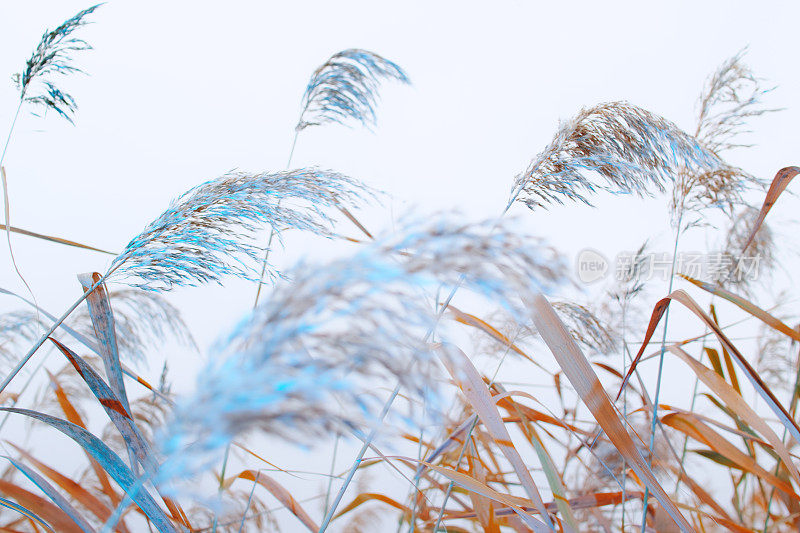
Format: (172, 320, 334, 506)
(224, 470, 318, 532)
(527, 292, 694, 532)
(438, 343, 558, 530)
(1, 455, 96, 533)
(0, 408, 178, 533)
(618, 290, 800, 447)
(740, 166, 799, 254)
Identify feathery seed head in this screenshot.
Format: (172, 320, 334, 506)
(157, 215, 567, 486)
(14, 4, 100, 123)
(512, 101, 722, 209)
(108, 168, 375, 290)
(296, 48, 410, 131)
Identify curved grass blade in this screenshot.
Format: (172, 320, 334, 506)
(7, 444, 129, 533)
(493, 383, 578, 530)
(0, 286, 164, 399)
(48, 338, 151, 470)
(741, 166, 799, 254)
(1, 456, 95, 533)
(46, 371, 122, 510)
(224, 470, 318, 532)
(331, 493, 410, 521)
(48, 338, 190, 530)
(661, 412, 797, 499)
(617, 289, 800, 447)
(0, 408, 178, 533)
(0, 479, 81, 533)
(442, 491, 645, 521)
(680, 274, 800, 342)
(422, 462, 552, 532)
(527, 292, 694, 532)
(438, 343, 560, 530)
(666, 345, 800, 489)
(77, 273, 130, 414)
(0, 494, 54, 532)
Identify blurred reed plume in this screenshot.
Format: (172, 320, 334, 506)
(296, 49, 410, 132)
(108, 168, 375, 290)
(157, 215, 567, 487)
(0, 311, 47, 366)
(13, 4, 100, 123)
(69, 289, 197, 366)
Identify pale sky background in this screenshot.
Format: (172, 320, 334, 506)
(0, 1, 799, 530)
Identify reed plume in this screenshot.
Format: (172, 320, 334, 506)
(695, 48, 777, 154)
(108, 168, 374, 290)
(670, 50, 776, 227)
(511, 101, 722, 209)
(69, 289, 196, 366)
(296, 49, 410, 132)
(157, 215, 566, 486)
(0, 311, 48, 366)
(551, 301, 616, 355)
(13, 4, 100, 123)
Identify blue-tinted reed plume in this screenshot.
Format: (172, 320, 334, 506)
(295, 49, 410, 132)
(1, 5, 100, 323)
(252, 49, 408, 304)
(156, 215, 566, 487)
(510, 101, 724, 210)
(107, 168, 374, 291)
(13, 4, 100, 123)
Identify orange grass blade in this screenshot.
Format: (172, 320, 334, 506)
(662, 411, 798, 499)
(46, 372, 121, 509)
(422, 463, 552, 532)
(7, 444, 129, 533)
(681, 275, 800, 343)
(618, 289, 800, 447)
(0, 479, 83, 533)
(528, 292, 694, 532)
(438, 343, 557, 530)
(741, 166, 800, 254)
(667, 345, 800, 488)
(332, 492, 411, 520)
(224, 470, 319, 531)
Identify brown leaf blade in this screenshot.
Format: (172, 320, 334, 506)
(527, 293, 694, 532)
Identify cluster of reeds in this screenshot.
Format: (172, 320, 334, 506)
(1, 6, 799, 533)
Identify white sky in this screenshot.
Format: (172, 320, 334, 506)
(0, 1, 798, 530)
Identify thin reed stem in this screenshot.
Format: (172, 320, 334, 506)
(641, 210, 683, 531)
(0, 100, 39, 327)
(212, 443, 232, 533)
(238, 470, 262, 533)
(761, 341, 800, 532)
(323, 435, 340, 514)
